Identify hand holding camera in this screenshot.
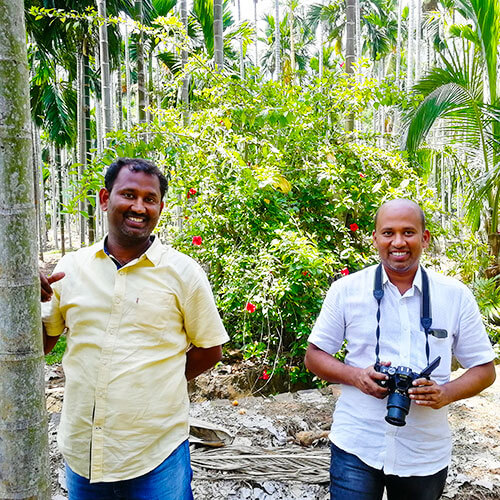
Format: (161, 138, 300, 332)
(374, 356, 441, 426)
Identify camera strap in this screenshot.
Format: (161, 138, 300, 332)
(373, 264, 432, 366)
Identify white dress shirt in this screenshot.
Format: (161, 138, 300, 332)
(309, 265, 495, 476)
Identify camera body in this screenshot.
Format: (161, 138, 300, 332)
(374, 356, 441, 427)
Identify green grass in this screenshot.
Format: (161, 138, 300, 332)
(44, 335, 66, 365)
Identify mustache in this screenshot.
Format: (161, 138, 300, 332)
(124, 212, 149, 221)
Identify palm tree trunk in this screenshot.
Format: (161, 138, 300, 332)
(355, 0, 361, 71)
(214, 0, 224, 72)
(125, 23, 132, 130)
(345, 0, 356, 131)
(318, 9, 323, 79)
(254, 0, 259, 67)
(147, 48, 154, 124)
(290, 4, 295, 74)
(77, 51, 86, 246)
(31, 123, 45, 261)
(55, 147, 65, 256)
(116, 52, 123, 130)
(274, 0, 281, 80)
(414, 0, 422, 82)
(395, 0, 402, 89)
(237, 0, 244, 78)
(406, 0, 415, 90)
(0, 0, 50, 495)
(97, 0, 112, 143)
(50, 152, 58, 249)
(135, 0, 146, 122)
(83, 52, 95, 244)
(180, 0, 190, 125)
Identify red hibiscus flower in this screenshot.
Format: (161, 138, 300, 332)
(302, 271, 310, 276)
(359, 172, 367, 178)
(192, 236, 202, 246)
(341, 268, 349, 276)
(260, 369, 270, 380)
(350, 223, 359, 232)
(245, 302, 256, 313)
(189, 188, 197, 196)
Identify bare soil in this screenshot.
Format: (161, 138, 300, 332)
(45, 363, 500, 500)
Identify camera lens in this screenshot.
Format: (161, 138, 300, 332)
(385, 392, 411, 427)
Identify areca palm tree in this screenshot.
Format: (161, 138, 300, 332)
(403, 0, 500, 265)
(0, 0, 50, 495)
(260, 8, 314, 81)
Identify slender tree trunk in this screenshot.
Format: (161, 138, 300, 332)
(406, 0, 415, 90)
(116, 49, 123, 130)
(83, 52, 95, 244)
(345, 0, 356, 131)
(124, 24, 132, 130)
(97, 0, 112, 143)
(274, 0, 281, 80)
(50, 153, 58, 249)
(147, 48, 154, 124)
(254, 0, 259, 67)
(0, 0, 50, 495)
(237, 0, 244, 78)
(31, 123, 45, 262)
(180, 0, 190, 126)
(77, 51, 86, 246)
(55, 148, 65, 256)
(414, 0, 422, 82)
(214, 0, 224, 72)
(395, 0, 402, 89)
(289, 4, 295, 82)
(355, 0, 361, 69)
(135, 0, 146, 122)
(318, 11, 323, 79)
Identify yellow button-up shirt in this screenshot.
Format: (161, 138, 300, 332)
(42, 237, 229, 482)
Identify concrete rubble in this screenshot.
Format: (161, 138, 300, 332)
(45, 365, 500, 499)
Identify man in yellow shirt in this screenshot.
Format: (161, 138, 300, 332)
(41, 158, 229, 499)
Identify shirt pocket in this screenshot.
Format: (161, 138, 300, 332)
(410, 328, 451, 383)
(130, 288, 179, 332)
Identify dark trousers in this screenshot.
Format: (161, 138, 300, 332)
(330, 443, 448, 500)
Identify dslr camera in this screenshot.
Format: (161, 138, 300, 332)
(374, 356, 441, 427)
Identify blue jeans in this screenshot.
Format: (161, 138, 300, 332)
(65, 440, 194, 500)
(330, 443, 447, 500)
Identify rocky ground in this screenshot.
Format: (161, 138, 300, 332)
(45, 363, 500, 500)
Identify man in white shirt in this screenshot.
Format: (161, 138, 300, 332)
(305, 199, 496, 500)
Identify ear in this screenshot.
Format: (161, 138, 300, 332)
(422, 229, 431, 248)
(372, 230, 378, 250)
(99, 188, 110, 211)
(159, 201, 164, 214)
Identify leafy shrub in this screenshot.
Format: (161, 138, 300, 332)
(70, 74, 433, 383)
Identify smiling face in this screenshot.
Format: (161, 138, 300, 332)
(372, 200, 430, 284)
(99, 167, 164, 251)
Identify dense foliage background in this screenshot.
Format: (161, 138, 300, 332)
(30, 0, 500, 381)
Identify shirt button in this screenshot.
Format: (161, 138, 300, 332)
(115, 297, 121, 304)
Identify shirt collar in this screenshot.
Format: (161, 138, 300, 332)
(381, 265, 423, 293)
(94, 235, 164, 267)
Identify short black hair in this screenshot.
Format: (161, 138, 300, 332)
(374, 199, 426, 231)
(105, 158, 168, 199)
